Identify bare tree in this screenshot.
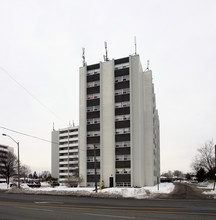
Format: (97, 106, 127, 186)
(192, 139, 215, 179)
(0, 151, 17, 186)
(20, 164, 31, 181)
(162, 170, 173, 178)
(63, 168, 83, 187)
(173, 170, 183, 178)
(40, 171, 51, 181)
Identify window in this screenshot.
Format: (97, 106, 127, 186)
(87, 105, 100, 112)
(87, 156, 100, 162)
(115, 88, 129, 96)
(87, 169, 94, 175)
(115, 114, 130, 121)
(116, 155, 130, 161)
(87, 131, 100, 137)
(87, 69, 100, 76)
(116, 168, 131, 174)
(87, 144, 100, 149)
(87, 156, 94, 162)
(87, 182, 95, 187)
(115, 75, 129, 83)
(87, 81, 100, 88)
(87, 118, 100, 125)
(115, 128, 130, 134)
(87, 94, 93, 99)
(115, 141, 130, 148)
(116, 182, 131, 187)
(87, 93, 100, 100)
(115, 63, 129, 70)
(115, 101, 130, 108)
(87, 144, 94, 149)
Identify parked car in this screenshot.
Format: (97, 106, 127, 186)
(50, 181, 60, 187)
(10, 183, 17, 187)
(27, 180, 41, 188)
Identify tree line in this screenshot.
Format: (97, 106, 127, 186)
(0, 150, 54, 186)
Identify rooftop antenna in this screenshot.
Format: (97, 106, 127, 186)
(144, 60, 150, 72)
(134, 36, 137, 55)
(147, 60, 150, 70)
(53, 122, 55, 131)
(82, 48, 86, 67)
(104, 41, 109, 61)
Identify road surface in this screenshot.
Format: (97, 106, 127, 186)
(0, 183, 215, 220)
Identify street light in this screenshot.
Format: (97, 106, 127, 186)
(2, 133, 20, 188)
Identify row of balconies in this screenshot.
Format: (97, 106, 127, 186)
(59, 167, 78, 171)
(87, 115, 130, 127)
(59, 149, 78, 153)
(59, 142, 78, 147)
(59, 155, 78, 159)
(86, 63, 129, 76)
(59, 130, 78, 137)
(87, 127, 130, 137)
(59, 134, 78, 140)
(87, 88, 129, 101)
(87, 69, 100, 76)
(59, 138, 78, 143)
(59, 161, 78, 165)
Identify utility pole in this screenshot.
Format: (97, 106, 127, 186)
(94, 144, 97, 192)
(2, 134, 20, 189)
(213, 145, 216, 191)
(17, 142, 20, 189)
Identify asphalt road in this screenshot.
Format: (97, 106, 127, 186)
(0, 183, 216, 220)
(158, 182, 211, 200)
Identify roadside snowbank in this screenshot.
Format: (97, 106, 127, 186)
(0, 183, 174, 199)
(195, 181, 216, 199)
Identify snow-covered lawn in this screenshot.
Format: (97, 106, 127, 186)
(0, 182, 174, 199)
(197, 182, 216, 197)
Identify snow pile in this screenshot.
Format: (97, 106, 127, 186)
(195, 181, 216, 199)
(0, 183, 8, 189)
(0, 183, 175, 199)
(100, 183, 174, 199)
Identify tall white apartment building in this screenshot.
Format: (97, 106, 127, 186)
(51, 126, 79, 183)
(79, 54, 160, 187)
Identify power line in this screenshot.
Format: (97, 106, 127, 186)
(0, 126, 86, 152)
(0, 66, 67, 125)
(0, 126, 57, 144)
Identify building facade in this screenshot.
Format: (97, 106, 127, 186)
(51, 126, 79, 183)
(79, 54, 160, 187)
(0, 144, 14, 181)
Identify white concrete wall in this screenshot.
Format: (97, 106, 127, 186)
(143, 70, 155, 186)
(51, 130, 59, 179)
(100, 60, 115, 187)
(155, 109, 160, 181)
(79, 66, 87, 186)
(130, 55, 145, 187)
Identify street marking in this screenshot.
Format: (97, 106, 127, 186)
(1, 201, 216, 212)
(19, 206, 53, 212)
(34, 201, 64, 204)
(1, 201, 216, 216)
(85, 213, 136, 219)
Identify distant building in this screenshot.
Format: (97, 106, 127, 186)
(0, 144, 14, 181)
(51, 126, 79, 183)
(79, 54, 160, 187)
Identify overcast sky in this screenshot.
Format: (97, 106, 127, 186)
(0, 0, 215, 174)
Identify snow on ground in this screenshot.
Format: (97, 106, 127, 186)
(0, 182, 174, 199)
(197, 182, 216, 197)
